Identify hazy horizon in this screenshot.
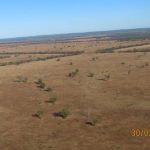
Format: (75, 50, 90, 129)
(0, 27, 150, 41)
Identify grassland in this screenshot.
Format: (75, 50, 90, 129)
(0, 30, 150, 150)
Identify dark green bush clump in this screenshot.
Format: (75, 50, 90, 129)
(36, 79, 45, 89)
(54, 109, 70, 119)
(68, 69, 79, 77)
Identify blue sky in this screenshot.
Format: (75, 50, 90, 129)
(0, 0, 150, 38)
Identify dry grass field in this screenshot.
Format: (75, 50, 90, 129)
(0, 37, 150, 150)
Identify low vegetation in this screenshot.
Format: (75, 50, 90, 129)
(54, 109, 70, 119)
(44, 87, 52, 92)
(0, 55, 11, 59)
(97, 74, 110, 81)
(118, 48, 150, 53)
(96, 48, 115, 53)
(69, 62, 73, 65)
(32, 111, 43, 119)
(88, 72, 94, 77)
(86, 119, 98, 126)
(0, 51, 84, 66)
(96, 43, 150, 53)
(15, 76, 28, 83)
(45, 97, 57, 104)
(36, 79, 45, 89)
(68, 69, 79, 77)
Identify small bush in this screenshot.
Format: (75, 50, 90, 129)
(45, 97, 57, 104)
(88, 73, 94, 77)
(68, 69, 79, 77)
(91, 57, 96, 61)
(32, 111, 43, 119)
(15, 76, 28, 82)
(75, 69, 79, 73)
(69, 62, 73, 65)
(45, 87, 52, 92)
(36, 79, 45, 89)
(54, 109, 70, 119)
(86, 119, 98, 126)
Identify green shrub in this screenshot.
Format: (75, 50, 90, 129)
(69, 62, 73, 65)
(45, 97, 57, 104)
(68, 69, 79, 77)
(45, 87, 52, 92)
(56, 109, 70, 119)
(36, 79, 45, 89)
(32, 111, 43, 119)
(86, 119, 98, 126)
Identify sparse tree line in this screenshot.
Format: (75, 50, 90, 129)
(0, 50, 84, 55)
(96, 43, 150, 53)
(0, 55, 11, 59)
(0, 51, 84, 66)
(118, 48, 150, 53)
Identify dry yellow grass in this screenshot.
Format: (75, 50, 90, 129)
(0, 39, 150, 150)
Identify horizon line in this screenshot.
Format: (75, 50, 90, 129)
(0, 27, 150, 41)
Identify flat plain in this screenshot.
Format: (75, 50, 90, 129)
(0, 29, 150, 150)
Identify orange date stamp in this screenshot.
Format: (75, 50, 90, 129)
(131, 129, 150, 137)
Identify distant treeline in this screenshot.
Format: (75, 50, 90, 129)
(1, 28, 150, 44)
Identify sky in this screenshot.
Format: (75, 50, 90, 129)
(0, 0, 150, 38)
